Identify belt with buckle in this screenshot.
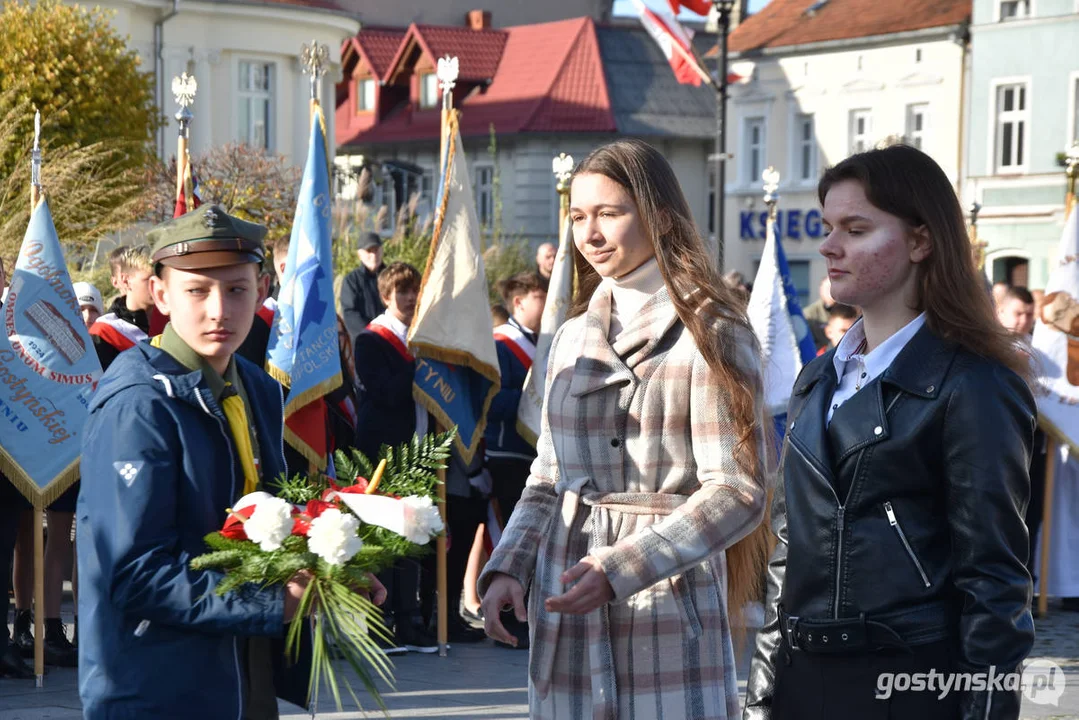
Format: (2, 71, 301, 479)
(779, 608, 910, 654)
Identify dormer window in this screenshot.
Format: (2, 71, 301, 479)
(356, 78, 376, 112)
(419, 73, 439, 110)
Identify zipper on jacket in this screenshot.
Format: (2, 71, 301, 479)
(195, 387, 246, 711)
(884, 501, 931, 588)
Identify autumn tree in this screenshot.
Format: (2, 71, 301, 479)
(0, 0, 159, 264)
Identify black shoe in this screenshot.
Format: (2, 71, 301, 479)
(0, 645, 34, 679)
(370, 624, 407, 656)
(494, 612, 529, 650)
(447, 617, 486, 644)
(13, 609, 33, 658)
(44, 619, 77, 667)
(396, 621, 438, 654)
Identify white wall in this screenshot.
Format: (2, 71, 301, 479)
(725, 35, 967, 287)
(92, 0, 358, 168)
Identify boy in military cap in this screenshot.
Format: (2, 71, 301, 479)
(77, 205, 367, 719)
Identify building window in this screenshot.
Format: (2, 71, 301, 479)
(238, 61, 273, 150)
(788, 260, 810, 307)
(357, 78, 376, 112)
(795, 114, 816, 181)
(849, 109, 872, 154)
(906, 104, 928, 150)
(998, 0, 1030, 21)
(474, 165, 494, 226)
(419, 73, 439, 110)
(744, 117, 766, 185)
(995, 83, 1029, 171)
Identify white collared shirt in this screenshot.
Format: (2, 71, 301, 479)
(827, 313, 927, 424)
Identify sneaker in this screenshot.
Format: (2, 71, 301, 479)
(460, 606, 484, 629)
(372, 629, 407, 656)
(396, 621, 438, 654)
(447, 617, 486, 644)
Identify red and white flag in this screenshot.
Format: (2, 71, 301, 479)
(633, 0, 710, 87)
(667, 0, 712, 16)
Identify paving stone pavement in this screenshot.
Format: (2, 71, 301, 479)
(3, 604, 1079, 719)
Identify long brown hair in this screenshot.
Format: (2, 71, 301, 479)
(818, 145, 1028, 379)
(569, 139, 772, 627)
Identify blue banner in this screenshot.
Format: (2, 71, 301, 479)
(266, 104, 342, 467)
(774, 223, 818, 365)
(0, 200, 101, 505)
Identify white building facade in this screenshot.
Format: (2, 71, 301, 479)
(89, 0, 359, 167)
(725, 2, 969, 304)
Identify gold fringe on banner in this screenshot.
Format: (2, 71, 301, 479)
(0, 444, 80, 511)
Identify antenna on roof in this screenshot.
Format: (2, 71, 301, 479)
(805, 0, 829, 16)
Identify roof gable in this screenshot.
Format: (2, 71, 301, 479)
(730, 0, 970, 53)
(344, 27, 407, 78)
(383, 22, 509, 84)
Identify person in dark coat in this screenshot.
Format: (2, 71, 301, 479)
(353, 261, 436, 654)
(77, 206, 386, 718)
(744, 146, 1035, 720)
(340, 232, 386, 350)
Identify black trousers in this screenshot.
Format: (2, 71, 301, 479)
(1025, 428, 1048, 582)
(488, 456, 532, 526)
(0, 480, 30, 653)
(416, 490, 488, 626)
(377, 559, 421, 628)
(772, 635, 960, 720)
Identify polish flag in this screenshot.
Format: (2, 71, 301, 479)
(667, 0, 712, 15)
(633, 0, 710, 87)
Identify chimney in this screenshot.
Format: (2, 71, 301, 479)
(466, 9, 492, 30)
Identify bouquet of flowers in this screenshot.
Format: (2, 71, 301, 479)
(190, 429, 455, 711)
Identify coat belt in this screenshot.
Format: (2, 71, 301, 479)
(531, 476, 689, 715)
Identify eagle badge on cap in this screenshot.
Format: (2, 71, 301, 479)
(203, 207, 220, 228)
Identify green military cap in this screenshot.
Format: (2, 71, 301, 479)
(148, 204, 267, 272)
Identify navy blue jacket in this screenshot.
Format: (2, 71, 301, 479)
(77, 342, 301, 719)
(484, 319, 536, 461)
(353, 327, 417, 460)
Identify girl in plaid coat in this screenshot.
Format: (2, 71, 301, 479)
(479, 139, 771, 720)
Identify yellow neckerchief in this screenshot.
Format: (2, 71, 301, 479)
(151, 328, 259, 495)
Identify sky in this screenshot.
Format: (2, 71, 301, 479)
(611, 0, 771, 18)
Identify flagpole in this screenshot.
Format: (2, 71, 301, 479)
(28, 110, 45, 686)
(712, 0, 737, 271)
(434, 54, 459, 658)
(172, 73, 197, 213)
(1038, 142, 1079, 619)
(553, 153, 574, 231)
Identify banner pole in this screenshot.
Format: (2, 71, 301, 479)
(33, 506, 45, 686)
(1038, 435, 1057, 618)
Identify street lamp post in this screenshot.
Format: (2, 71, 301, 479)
(713, 0, 736, 271)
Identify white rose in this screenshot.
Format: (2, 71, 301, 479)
(400, 496, 444, 544)
(243, 496, 294, 552)
(307, 508, 364, 566)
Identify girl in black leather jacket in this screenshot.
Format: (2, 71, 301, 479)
(744, 145, 1036, 720)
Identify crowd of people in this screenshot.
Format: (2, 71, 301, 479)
(0, 138, 1054, 720)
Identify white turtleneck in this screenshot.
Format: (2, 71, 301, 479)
(602, 256, 664, 340)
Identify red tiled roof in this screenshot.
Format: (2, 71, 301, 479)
(348, 28, 407, 78)
(381, 23, 509, 84)
(339, 17, 615, 147)
(728, 0, 970, 53)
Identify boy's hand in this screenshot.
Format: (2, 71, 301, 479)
(365, 573, 388, 606)
(283, 570, 314, 622)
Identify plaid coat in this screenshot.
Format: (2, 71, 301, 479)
(480, 284, 767, 720)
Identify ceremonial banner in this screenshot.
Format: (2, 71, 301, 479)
(0, 200, 101, 505)
(173, 152, 202, 218)
(747, 212, 817, 418)
(1032, 207, 1079, 451)
(517, 217, 574, 446)
(409, 112, 500, 463)
(266, 103, 341, 469)
(632, 0, 709, 86)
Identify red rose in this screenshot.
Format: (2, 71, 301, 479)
(220, 505, 257, 540)
(306, 499, 333, 519)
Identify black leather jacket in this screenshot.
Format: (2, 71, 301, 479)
(745, 324, 1036, 720)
